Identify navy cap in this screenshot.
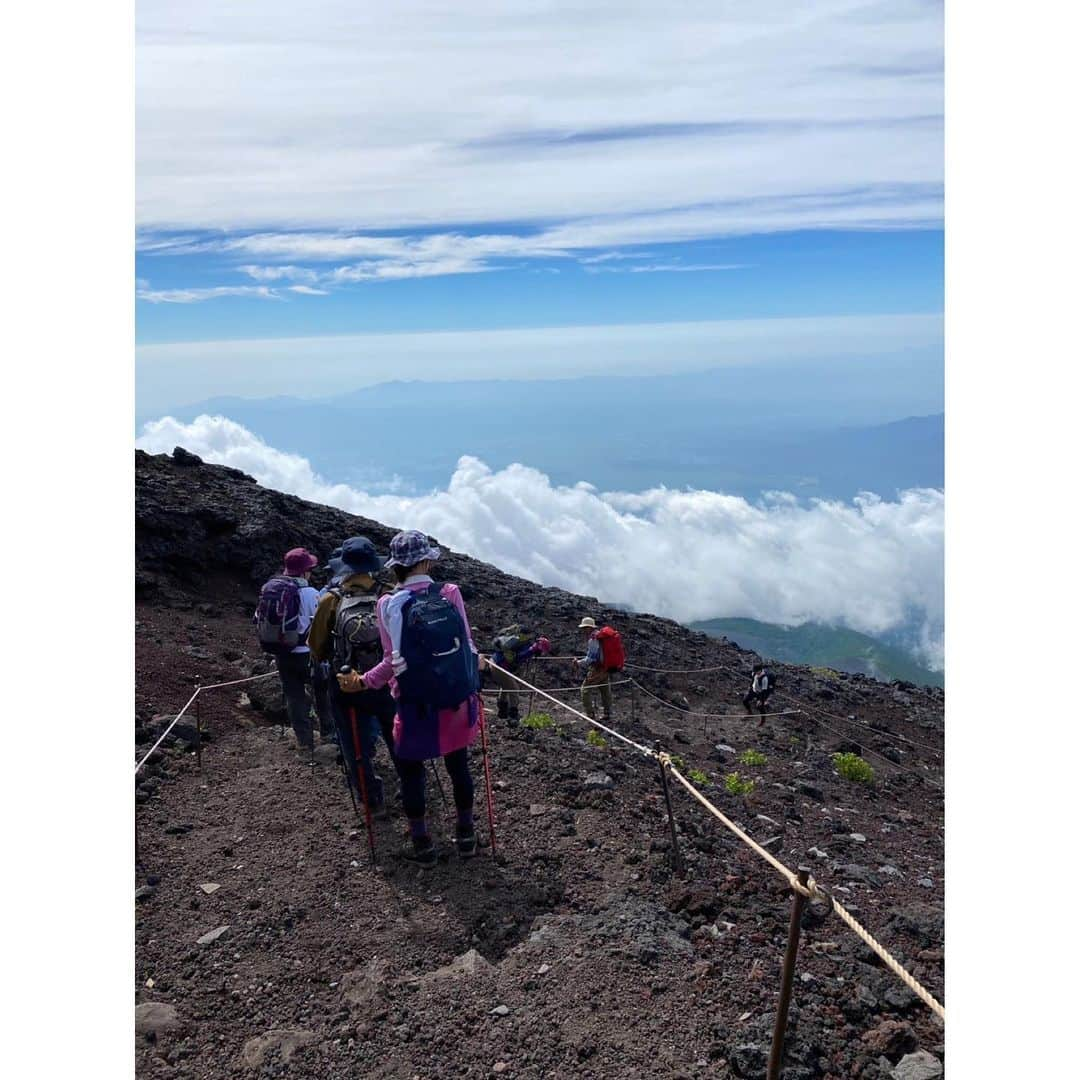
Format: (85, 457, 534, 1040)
(338, 536, 385, 576)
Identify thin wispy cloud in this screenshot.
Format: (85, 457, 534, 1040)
(136, 285, 281, 304)
(136, 2, 942, 258)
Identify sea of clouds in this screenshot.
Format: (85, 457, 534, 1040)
(137, 415, 944, 671)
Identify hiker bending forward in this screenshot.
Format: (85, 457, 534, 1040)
(346, 530, 482, 868)
(487, 629, 552, 725)
(574, 616, 614, 722)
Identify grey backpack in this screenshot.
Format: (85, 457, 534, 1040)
(331, 592, 382, 671)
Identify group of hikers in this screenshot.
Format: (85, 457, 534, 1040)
(253, 532, 627, 868)
(254, 531, 776, 866)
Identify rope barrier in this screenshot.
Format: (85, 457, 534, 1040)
(486, 661, 657, 758)
(134, 669, 277, 775)
(630, 677, 802, 721)
(629, 655, 943, 786)
(480, 678, 633, 695)
(486, 663, 945, 1023)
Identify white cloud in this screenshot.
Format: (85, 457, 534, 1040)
(136, 2, 941, 236)
(135, 414, 944, 669)
(135, 285, 281, 304)
(286, 284, 329, 295)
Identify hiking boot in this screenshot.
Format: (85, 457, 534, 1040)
(455, 827, 478, 859)
(402, 837, 437, 869)
(507, 714, 520, 729)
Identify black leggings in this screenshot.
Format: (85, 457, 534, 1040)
(396, 748, 474, 822)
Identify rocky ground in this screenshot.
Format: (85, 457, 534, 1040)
(135, 449, 945, 1079)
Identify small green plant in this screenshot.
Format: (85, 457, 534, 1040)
(522, 712, 556, 731)
(668, 753, 687, 772)
(832, 751, 875, 784)
(687, 768, 709, 786)
(586, 729, 608, 749)
(810, 666, 840, 681)
(724, 772, 755, 797)
(739, 748, 768, 766)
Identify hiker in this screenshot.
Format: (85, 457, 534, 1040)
(486, 626, 552, 726)
(254, 547, 322, 756)
(309, 547, 345, 742)
(743, 663, 776, 721)
(344, 530, 483, 868)
(308, 536, 398, 815)
(573, 616, 625, 722)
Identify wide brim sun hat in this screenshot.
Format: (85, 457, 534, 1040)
(338, 535, 386, 576)
(385, 529, 442, 568)
(578, 616, 597, 630)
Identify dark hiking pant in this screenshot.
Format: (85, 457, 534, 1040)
(333, 687, 398, 809)
(743, 689, 773, 714)
(397, 748, 474, 824)
(277, 651, 314, 750)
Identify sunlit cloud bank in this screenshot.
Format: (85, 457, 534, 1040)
(137, 415, 944, 670)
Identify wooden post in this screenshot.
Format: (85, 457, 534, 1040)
(767, 867, 811, 1080)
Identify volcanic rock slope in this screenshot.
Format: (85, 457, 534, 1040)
(135, 449, 945, 1080)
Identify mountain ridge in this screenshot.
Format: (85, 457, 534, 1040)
(134, 447, 945, 1078)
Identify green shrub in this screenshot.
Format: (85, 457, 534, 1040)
(724, 772, 755, 797)
(832, 751, 875, 784)
(739, 748, 768, 766)
(810, 666, 840, 681)
(522, 713, 556, 731)
(586, 729, 608, 749)
(668, 754, 687, 772)
(687, 768, 709, 786)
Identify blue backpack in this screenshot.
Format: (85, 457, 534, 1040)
(397, 584, 478, 708)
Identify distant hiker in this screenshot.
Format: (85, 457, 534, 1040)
(345, 530, 483, 868)
(573, 616, 625, 723)
(254, 547, 321, 756)
(486, 626, 552, 726)
(308, 536, 397, 814)
(743, 663, 776, 722)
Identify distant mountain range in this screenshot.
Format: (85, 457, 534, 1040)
(138, 369, 943, 502)
(689, 617, 944, 687)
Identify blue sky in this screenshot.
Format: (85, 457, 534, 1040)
(136, 1, 943, 404)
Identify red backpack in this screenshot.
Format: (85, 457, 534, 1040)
(596, 626, 625, 672)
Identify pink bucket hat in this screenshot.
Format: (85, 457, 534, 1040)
(284, 547, 319, 576)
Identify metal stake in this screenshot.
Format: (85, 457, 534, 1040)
(630, 680, 637, 725)
(657, 755, 684, 876)
(194, 684, 203, 770)
(767, 866, 811, 1080)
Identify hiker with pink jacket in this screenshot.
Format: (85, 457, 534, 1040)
(341, 530, 483, 868)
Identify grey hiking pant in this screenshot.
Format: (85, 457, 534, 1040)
(581, 668, 613, 721)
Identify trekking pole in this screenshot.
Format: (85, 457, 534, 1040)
(332, 715, 360, 816)
(479, 710, 498, 856)
(428, 759, 452, 833)
(339, 667, 376, 862)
